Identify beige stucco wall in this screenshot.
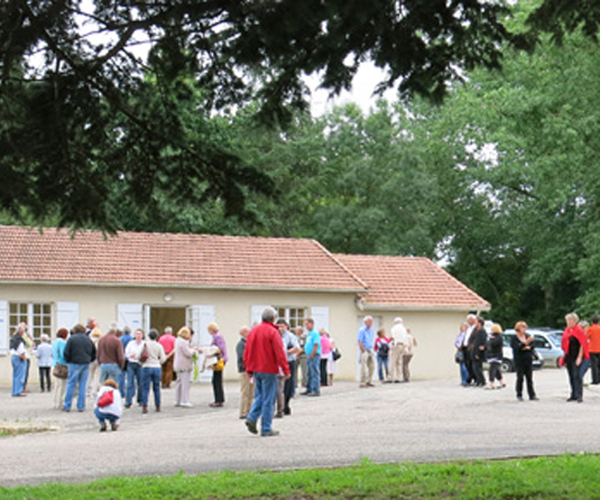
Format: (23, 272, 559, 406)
(358, 309, 467, 381)
(0, 284, 359, 387)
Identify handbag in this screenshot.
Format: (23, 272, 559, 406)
(454, 350, 464, 364)
(52, 362, 68, 379)
(211, 358, 225, 371)
(332, 347, 342, 361)
(97, 389, 114, 408)
(139, 343, 149, 364)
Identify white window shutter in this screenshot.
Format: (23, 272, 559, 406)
(117, 303, 144, 331)
(251, 305, 270, 327)
(310, 306, 330, 332)
(187, 305, 215, 348)
(0, 301, 8, 355)
(187, 305, 215, 382)
(55, 302, 80, 332)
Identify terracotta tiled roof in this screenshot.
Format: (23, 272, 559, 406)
(0, 226, 366, 292)
(335, 254, 490, 311)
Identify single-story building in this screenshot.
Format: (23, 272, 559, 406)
(0, 225, 490, 386)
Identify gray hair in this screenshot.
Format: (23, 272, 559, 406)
(364, 315, 373, 323)
(393, 317, 404, 324)
(40, 333, 50, 342)
(262, 306, 277, 323)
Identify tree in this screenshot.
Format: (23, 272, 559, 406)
(404, 26, 600, 326)
(1, 0, 528, 231)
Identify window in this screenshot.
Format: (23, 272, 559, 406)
(276, 307, 306, 329)
(9, 303, 52, 342)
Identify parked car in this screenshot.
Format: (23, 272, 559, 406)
(500, 331, 545, 373)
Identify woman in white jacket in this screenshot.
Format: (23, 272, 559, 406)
(174, 327, 197, 408)
(94, 379, 123, 432)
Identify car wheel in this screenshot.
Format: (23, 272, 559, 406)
(501, 359, 514, 373)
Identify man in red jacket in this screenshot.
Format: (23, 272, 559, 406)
(243, 306, 290, 437)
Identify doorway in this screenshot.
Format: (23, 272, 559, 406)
(150, 307, 186, 335)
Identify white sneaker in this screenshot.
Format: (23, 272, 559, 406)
(180, 402, 193, 408)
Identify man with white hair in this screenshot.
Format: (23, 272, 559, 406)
(244, 306, 290, 437)
(389, 317, 407, 383)
(358, 316, 376, 387)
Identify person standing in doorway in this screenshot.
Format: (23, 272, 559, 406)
(358, 316, 376, 388)
(159, 326, 176, 389)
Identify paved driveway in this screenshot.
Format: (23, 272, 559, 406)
(0, 369, 597, 487)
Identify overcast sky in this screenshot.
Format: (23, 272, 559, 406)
(306, 62, 397, 117)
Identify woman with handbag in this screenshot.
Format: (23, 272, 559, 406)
(207, 322, 228, 408)
(52, 328, 69, 409)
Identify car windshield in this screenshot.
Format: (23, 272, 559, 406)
(548, 333, 563, 348)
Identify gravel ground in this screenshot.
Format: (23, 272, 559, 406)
(0, 368, 596, 487)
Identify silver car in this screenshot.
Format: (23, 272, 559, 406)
(503, 328, 563, 369)
(501, 331, 545, 373)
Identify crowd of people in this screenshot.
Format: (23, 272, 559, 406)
(7, 308, 346, 436)
(454, 312, 600, 403)
(359, 315, 417, 387)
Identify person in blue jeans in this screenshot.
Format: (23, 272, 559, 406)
(301, 318, 322, 396)
(140, 329, 166, 413)
(63, 323, 96, 412)
(94, 379, 123, 432)
(10, 324, 28, 397)
(124, 329, 145, 408)
(375, 329, 391, 382)
(243, 306, 291, 437)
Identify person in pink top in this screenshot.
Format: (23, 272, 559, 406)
(158, 326, 176, 388)
(320, 328, 331, 387)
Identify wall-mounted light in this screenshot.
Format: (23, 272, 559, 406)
(163, 293, 173, 303)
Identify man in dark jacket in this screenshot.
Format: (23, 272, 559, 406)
(63, 323, 97, 412)
(471, 317, 489, 387)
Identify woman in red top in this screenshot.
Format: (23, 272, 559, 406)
(374, 329, 392, 383)
(562, 312, 588, 402)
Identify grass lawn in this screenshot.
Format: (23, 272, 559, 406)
(2, 454, 600, 499)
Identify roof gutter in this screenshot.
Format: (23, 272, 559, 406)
(0, 279, 367, 294)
